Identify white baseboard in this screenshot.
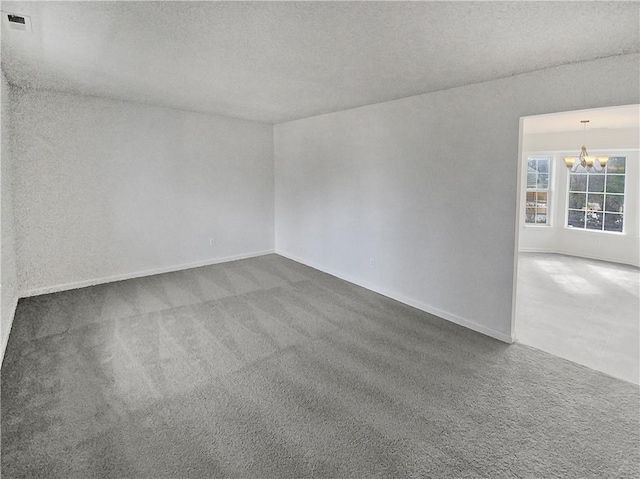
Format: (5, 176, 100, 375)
(21, 250, 275, 298)
(275, 250, 514, 344)
(555, 250, 639, 268)
(518, 249, 639, 267)
(518, 247, 555, 254)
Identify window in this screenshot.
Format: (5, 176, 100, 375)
(567, 156, 625, 232)
(525, 157, 550, 225)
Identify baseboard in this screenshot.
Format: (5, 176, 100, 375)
(555, 250, 639, 268)
(519, 249, 639, 268)
(518, 247, 555, 254)
(21, 250, 276, 298)
(275, 250, 514, 344)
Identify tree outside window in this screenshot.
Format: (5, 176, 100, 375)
(567, 156, 625, 233)
(525, 157, 550, 225)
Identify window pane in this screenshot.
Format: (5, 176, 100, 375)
(537, 159, 549, 174)
(537, 174, 549, 189)
(607, 157, 626, 174)
(528, 159, 536, 171)
(589, 175, 605, 193)
(606, 175, 625, 194)
(569, 192, 586, 209)
(586, 194, 604, 211)
(535, 192, 548, 224)
(604, 213, 623, 232)
(567, 210, 585, 228)
(535, 211, 547, 224)
(605, 194, 624, 213)
(536, 191, 547, 206)
(585, 211, 603, 230)
(569, 174, 587, 192)
(525, 207, 536, 223)
(526, 191, 536, 206)
(527, 173, 536, 188)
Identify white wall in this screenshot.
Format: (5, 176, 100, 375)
(1, 70, 18, 361)
(523, 127, 639, 152)
(11, 89, 274, 295)
(519, 128, 639, 266)
(274, 54, 640, 342)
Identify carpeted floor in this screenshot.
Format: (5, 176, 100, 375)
(2, 254, 638, 478)
(516, 252, 639, 384)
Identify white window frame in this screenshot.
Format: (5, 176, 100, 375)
(564, 155, 626, 235)
(524, 156, 552, 227)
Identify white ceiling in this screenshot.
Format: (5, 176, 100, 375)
(524, 104, 640, 135)
(2, 1, 639, 124)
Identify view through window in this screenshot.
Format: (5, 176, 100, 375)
(525, 157, 550, 225)
(567, 156, 625, 232)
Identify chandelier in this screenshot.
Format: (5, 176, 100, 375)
(563, 120, 609, 171)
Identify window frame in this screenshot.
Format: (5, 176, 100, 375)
(524, 156, 552, 227)
(564, 155, 626, 235)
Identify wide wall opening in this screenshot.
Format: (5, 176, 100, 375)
(513, 104, 639, 384)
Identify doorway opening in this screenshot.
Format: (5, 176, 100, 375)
(513, 105, 640, 384)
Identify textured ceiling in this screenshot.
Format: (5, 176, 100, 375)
(2, 1, 639, 124)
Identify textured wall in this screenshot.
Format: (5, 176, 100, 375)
(1, 70, 18, 361)
(11, 90, 274, 294)
(274, 54, 640, 341)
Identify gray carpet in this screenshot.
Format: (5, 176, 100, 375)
(2, 254, 638, 478)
